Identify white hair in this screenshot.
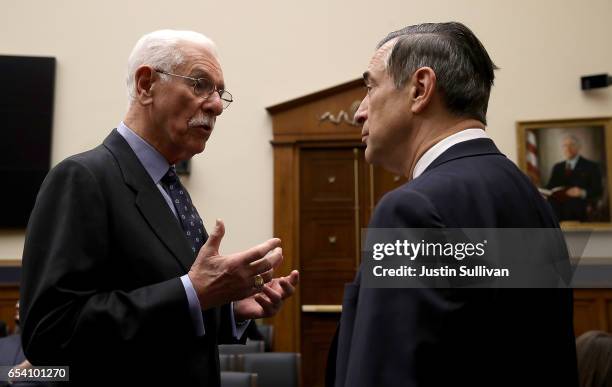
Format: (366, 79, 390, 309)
(563, 134, 581, 148)
(126, 29, 218, 104)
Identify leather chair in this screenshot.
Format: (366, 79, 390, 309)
(219, 340, 265, 355)
(237, 352, 301, 387)
(219, 353, 236, 371)
(221, 371, 257, 387)
(255, 324, 274, 351)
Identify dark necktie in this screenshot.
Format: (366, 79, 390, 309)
(161, 166, 208, 255)
(565, 162, 572, 177)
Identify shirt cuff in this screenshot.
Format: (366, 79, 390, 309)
(180, 274, 205, 337)
(230, 301, 251, 340)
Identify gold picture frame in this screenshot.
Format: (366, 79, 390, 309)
(517, 117, 612, 231)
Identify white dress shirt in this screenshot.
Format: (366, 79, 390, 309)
(412, 128, 490, 179)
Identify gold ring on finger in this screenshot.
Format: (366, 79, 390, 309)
(254, 274, 264, 288)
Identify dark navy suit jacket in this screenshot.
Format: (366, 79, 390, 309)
(329, 138, 578, 387)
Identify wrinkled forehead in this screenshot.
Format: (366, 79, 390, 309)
(177, 40, 223, 78)
(562, 137, 578, 147)
(365, 39, 396, 80)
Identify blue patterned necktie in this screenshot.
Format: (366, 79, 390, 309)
(161, 166, 208, 255)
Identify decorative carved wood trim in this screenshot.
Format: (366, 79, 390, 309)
(268, 79, 366, 141)
(319, 100, 361, 127)
(266, 79, 363, 115)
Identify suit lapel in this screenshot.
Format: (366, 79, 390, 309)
(424, 138, 503, 174)
(574, 156, 585, 172)
(103, 129, 195, 271)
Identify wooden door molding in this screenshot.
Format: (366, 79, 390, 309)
(267, 79, 365, 355)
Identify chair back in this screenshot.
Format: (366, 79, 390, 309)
(237, 352, 301, 387)
(219, 353, 235, 371)
(220, 340, 265, 355)
(256, 324, 274, 351)
(221, 371, 257, 387)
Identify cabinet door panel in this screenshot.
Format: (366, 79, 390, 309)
(300, 270, 356, 305)
(300, 210, 357, 271)
(301, 148, 357, 209)
(572, 289, 611, 336)
(301, 313, 341, 387)
(574, 297, 602, 336)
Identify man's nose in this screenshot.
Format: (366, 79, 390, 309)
(202, 92, 224, 116)
(353, 97, 368, 125)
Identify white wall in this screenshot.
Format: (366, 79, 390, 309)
(1, 0, 611, 260)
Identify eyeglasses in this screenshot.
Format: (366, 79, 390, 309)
(155, 69, 233, 109)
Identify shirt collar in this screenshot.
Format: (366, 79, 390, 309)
(566, 155, 580, 169)
(412, 128, 490, 179)
(116, 121, 170, 184)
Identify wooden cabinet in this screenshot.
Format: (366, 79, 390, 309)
(300, 147, 361, 310)
(0, 284, 19, 335)
(573, 289, 612, 335)
(267, 79, 406, 387)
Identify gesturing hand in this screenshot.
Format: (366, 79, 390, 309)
(188, 219, 284, 309)
(234, 270, 299, 321)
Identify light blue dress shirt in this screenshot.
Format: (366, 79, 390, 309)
(117, 122, 249, 339)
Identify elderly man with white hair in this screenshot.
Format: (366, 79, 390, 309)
(20, 30, 298, 386)
(546, 134, 603, 221)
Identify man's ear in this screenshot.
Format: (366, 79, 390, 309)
(409, 67, 436, 114)
(134, 66, 156, 105)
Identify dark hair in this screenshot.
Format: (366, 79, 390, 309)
(378, 22, 497, 124)
(576, 330, 612, 387)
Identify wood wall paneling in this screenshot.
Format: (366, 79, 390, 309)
(301, 313, 341, 387)
(0, 284, 19, 335)
(573, 289, 612, 336)
(267, 80, 366, 382)
(267, 144, 300, 352)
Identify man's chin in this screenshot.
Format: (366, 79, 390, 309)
(364, 147, 375, 164)
(193, 142, 206, 155)
(365, 148, 397, 173)
(180, 142, 206, 161)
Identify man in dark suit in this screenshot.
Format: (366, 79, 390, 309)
(546, 135, 603, 221)
(328, 22, 577, 387)
(20, 30, 298, 386)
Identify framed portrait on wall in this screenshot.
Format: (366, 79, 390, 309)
(517, 117, 612, 230)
